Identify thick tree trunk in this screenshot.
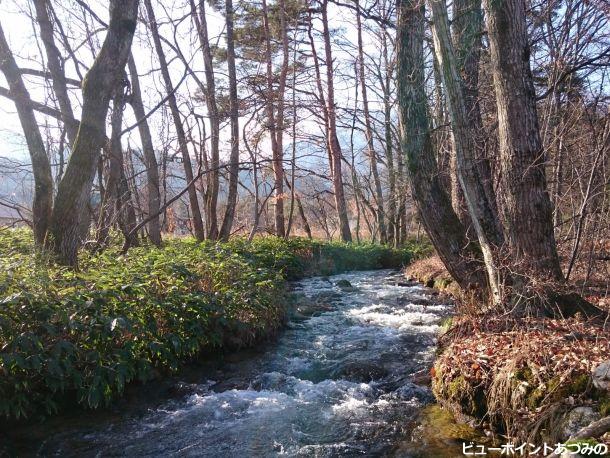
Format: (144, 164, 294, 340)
(396, 0, 487, 291)
(321, 0, 352, 242)
(483, 0, 563, 282)
(219, 0, 240, 241)
(49, 0, 138, 265)
(127, 55, 161, 246)
(0, 22, 53, 245)
(191, 0, 220, 240)
(145, 0, 205, 241)
(356, 0, 386, 244)
(429, 0, 504, 302)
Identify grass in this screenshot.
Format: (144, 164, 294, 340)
(0, 228, 425, 420)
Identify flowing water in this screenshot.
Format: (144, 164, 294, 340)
(8, 270, 456, 457)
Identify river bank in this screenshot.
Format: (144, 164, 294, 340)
(405, 256, 610, 452)
(0, 229, 429, 425)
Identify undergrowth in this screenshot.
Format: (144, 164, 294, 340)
(0, 229, 424, 420)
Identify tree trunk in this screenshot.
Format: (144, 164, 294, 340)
(321, 0, 352, 242)
(49, 0, 139, 265)
(483, 0, 563, 282)
(429, 0, 504, 302)
(396, 0, 487, 291)
(356, 0, 386, 244)
(0, 21, 53, 245)
(144, 0, 205, 241)
(127, 55, 161, 246)
(191, 0, 220, 240)
(219, 0, 240, 241)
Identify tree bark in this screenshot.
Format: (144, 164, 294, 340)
(483, 0, 563, 282)
(219, 0, 240, 241)
(191, 0, 220, 240)
(321, 0, 352, 242)
(396, 0, 487, 291)
(144, 0, 205, 241)
(48, 0, 139, 265)
(127, 54, 161, 246)
(0, 21, 53, 245)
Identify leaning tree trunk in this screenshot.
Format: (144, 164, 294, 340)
(429, 0, 504, 303)
(144, 0, 205, 241)
(483, 0, 563, 283)
(219, 0, 240, 241)
(396, 0, 487, 292)
(0, 21, 53, 245)
(321, 0, 352, 242)
(127, 55, 161, 246)
(49, 0, 139, 265)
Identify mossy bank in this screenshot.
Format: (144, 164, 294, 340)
(405, 255, 610, 449)
(0, 229, 426, 421)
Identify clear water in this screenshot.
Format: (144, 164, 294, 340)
(28, 270, 452, 457)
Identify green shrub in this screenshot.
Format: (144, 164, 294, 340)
(0, 229, 425, 419)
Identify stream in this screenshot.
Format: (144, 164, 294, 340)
(5, 270, 456, 457)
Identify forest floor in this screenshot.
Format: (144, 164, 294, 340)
(406, 255, 610, 451)
(0, 229, 428, 423)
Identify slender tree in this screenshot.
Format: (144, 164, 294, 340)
(127, 54, 162, 246)
(321, 0, 352, 242)
(262, 0, 285, 237)
(219, 0, 241, 240)
(191, 0, 220, 240)
(355, 0, 386, 244)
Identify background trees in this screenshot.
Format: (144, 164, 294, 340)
(0, 0, 606, 304)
